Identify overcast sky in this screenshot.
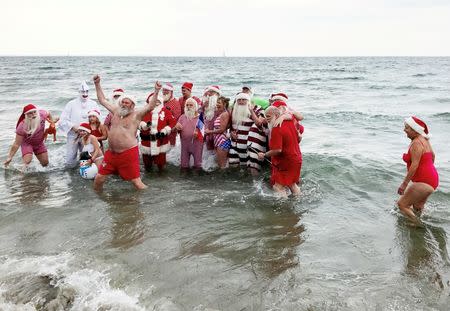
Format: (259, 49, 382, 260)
(2, 0, 450, 56)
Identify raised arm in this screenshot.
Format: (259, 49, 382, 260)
(136, 81, 162, 120)
(93, 75, 116, 113)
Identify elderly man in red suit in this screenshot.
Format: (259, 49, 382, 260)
(139, 93, 176, 172)
(258, 104, 302, 197)
(162, 83, 181, 146)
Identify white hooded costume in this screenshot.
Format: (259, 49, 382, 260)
(58, 81, 99, 167)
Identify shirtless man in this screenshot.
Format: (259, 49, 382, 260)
(92, 75, 161, 191)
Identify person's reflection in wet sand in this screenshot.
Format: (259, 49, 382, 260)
(4, 170, 50, 206)
(99, 191, 145, 250)
(396, 218, 450, 288)
(178, 201, 305, 279)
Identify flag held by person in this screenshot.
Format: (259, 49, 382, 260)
(195, 112, 205, 142)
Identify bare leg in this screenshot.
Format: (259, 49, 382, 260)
(398, 182, 434, 222)
(130, 178, 147, 190)
(53, 132, 57, 142)
(22, 154, 33, 167)
(216, 148, 228, 169)
(249, 167, 260, 176)
(36, 152, 49, 167)
(288, 183, 301, 196)
(273, 183, 288, 198)
(94, 174, 107, 192)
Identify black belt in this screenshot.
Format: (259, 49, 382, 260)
(140, 133, 158, 141)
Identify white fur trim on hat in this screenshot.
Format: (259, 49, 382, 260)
(78, 125, 91, 133)
(162, 83, 174, 91)
(235, 92, 251, 101)
(207, 85, 221, 95)
(120, 95, 137, 105)
(271, 94, 288, 102)
(405, 116, 431, 139)
(88, 109, 100, 118)
(113, 90, 124, 97)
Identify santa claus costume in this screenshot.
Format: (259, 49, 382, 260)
(269, 119, 302, 186)
(139, 95, 176, 171)
(15, 104, 49, 157)
(162, 83, 181, 146)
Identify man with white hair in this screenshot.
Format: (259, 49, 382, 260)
(269, 93, 304, 140)
(174, 98, 204, 171)
(59, 81, 99, 168)
(161, 83, 181, 146)
(93, 75, 161, 191)
(229, 92, 267, 175)
(4, 104, 52, 168)
(139, 92, 176, 172)
(104, 88, 124, 130)
(258, 105, 301, 197)
(202, 85, 221, 151)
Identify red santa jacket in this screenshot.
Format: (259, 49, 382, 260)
(139, 105, 176, 155)
(164, 97, 181, 121)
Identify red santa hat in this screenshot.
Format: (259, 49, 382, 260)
(206, 85, 221, 95)
(235, 92, 251, 101)
(405, 116, 431, 139)
(145, 92, 164, 105)
(88, 109, 100, 118)
(16, 104, 37, 128)
(182, 82, 193, 91)
(78, 122, 92, 133)
(272, 101, 287, 108)
(270, 93, 288, 102)
(162, 83, 174, 92)
(113, 88, 124, 97)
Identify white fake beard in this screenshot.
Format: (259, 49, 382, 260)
(205, 95, 217, 121)
(111, 97, 120, 105)
(163, 93, 171, 102)
(232, 103, 251, 126)
(24, 114, 41, 135)
(118, 106, 132, 117)
(268, 118, 276, 132)
(184, 107, 196, 119)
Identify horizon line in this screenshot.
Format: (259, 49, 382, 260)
(0, 54, 450, 58)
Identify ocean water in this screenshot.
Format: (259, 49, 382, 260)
(0, 56, 449, 310)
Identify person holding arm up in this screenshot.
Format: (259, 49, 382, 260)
(92, 74, 160, 191)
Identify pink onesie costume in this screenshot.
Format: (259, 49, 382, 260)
(16, 110, 49, 157)
(178, 114, 204, 169)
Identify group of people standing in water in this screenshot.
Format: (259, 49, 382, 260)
(3, 75, 439, 222)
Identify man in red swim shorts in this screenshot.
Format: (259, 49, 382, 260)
(92, 75, 161, 191)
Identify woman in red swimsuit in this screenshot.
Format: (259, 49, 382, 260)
(88, 109, 108, 153)
(398, 116, 439, 222)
